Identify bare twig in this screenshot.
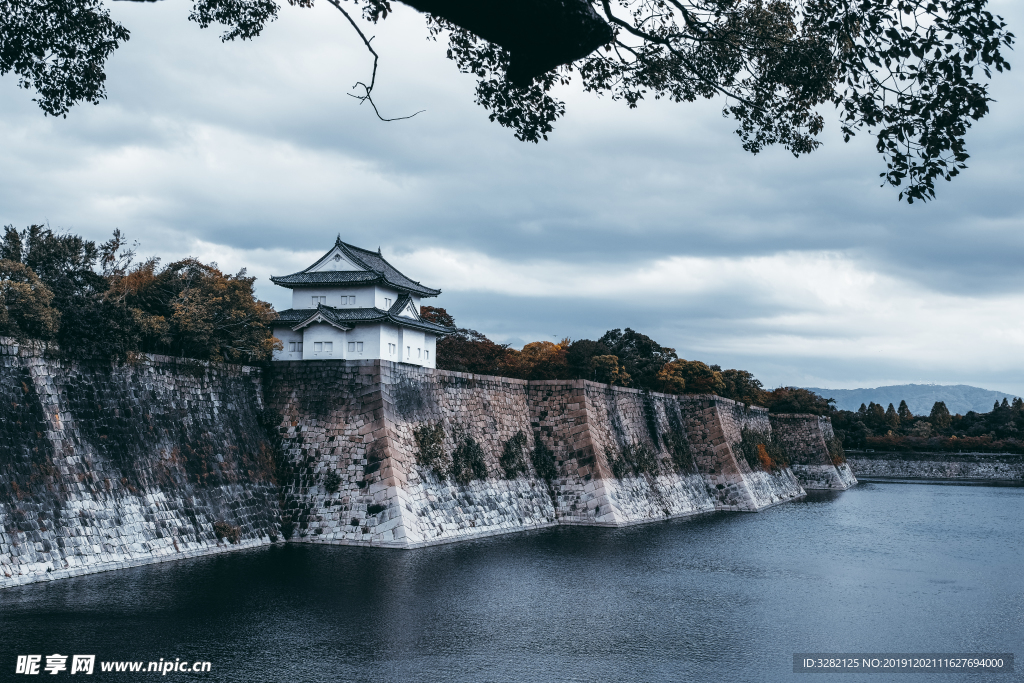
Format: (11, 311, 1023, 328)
(323, 0, 424, 121)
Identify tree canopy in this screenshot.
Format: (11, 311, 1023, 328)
(0, 224, 279, 362)
(0, 0, 1013, 201)
(425, 307, 836, 413)
(830, 396, 1024, 453)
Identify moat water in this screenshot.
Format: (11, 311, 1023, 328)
(1, 483, 1021, 682)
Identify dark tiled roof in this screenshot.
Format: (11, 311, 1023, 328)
(273, 305, 453, 335)
(270, 236, 441, 296)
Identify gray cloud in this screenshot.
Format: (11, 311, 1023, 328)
(1, 0, 1022, 393)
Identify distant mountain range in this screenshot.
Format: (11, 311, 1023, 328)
(803, 384, 1020, 416)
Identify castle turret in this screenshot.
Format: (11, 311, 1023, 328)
(269, 236, 452, 365)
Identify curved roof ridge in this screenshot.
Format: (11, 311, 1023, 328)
(271, 237, 440, 297)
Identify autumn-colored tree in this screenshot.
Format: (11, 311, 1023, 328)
(4, 224, 139, 358)
(655, 359, 725, 396)
(591, 355, 631, 386)
(502, 339, 570, 380)
(0, 259, 60, 341)
(431, 310, 510, 374)
(115, 258, 279, 363)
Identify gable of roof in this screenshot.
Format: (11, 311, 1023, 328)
(270, 235, 441, 297)
(390, 294, 421, 320)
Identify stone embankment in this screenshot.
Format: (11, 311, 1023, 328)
(3, 347, 857, 588)
(770, 414, 857, 490)
(847, 451, 1024, 484)
(0, 339, 280, 589)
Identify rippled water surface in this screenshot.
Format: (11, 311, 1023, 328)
(2, 483, 1022, 682)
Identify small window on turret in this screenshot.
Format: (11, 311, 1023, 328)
(351, 296, 357, 306)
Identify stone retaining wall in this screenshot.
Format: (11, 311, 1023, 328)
(0, 340, 279, 589)
(265, 364, 807, 548)
(769, 414, 857, 490)
(847, 455, 1024, 482)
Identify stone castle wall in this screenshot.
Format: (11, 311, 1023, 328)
(4, 352, 836, 588)
(769, 414, 857, 490)
(265, 364, 808, 548)
(0, 340, 280, 589)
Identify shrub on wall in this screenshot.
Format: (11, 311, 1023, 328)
(738, 428, 789, 472)
(451, 436, 488, 484)
(323, 470, 342, 494)
(499, 430, 529, 479)
(530, 438, 557, 481)
(212, 521, 241, 544)
(414, 423, 448, 471)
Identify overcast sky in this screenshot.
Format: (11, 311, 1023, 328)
(2, 0, 1022, 395)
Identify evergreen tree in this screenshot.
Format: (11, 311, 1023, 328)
(597, 328, 677, 391)
(1001, 398, 1010, 409)
(885, 403, 900, 430)
(897, 400, 912, 420)
(929, 401, 952, 430)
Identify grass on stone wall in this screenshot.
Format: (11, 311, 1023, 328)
(607, 442, 661, 478)
(738, 428, 789, 472)
(500, 431, 529, 479)
(662, 429, 696, 473)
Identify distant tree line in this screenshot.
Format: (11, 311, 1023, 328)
(420, 306, 831, 413)
(0, 225, 279, 363)
(832, 397, 1024, 454)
